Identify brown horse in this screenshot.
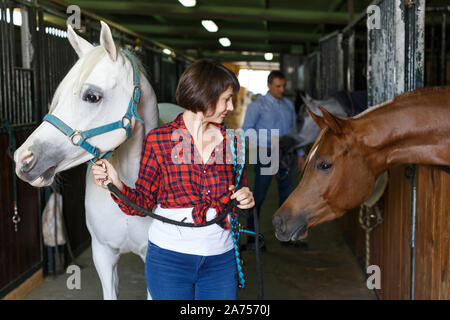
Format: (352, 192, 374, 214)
(272, 86, 450, 241)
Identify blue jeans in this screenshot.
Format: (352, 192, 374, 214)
(247, 150, 295, 231)
(145, 241, 238, 300)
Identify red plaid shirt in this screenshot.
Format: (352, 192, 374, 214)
(111, 112, 247, 229)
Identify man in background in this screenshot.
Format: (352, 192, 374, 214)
(242, 70, 305, 250)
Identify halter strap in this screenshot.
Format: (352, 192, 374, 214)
(43, 50, 143, 162)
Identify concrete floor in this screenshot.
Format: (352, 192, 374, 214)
(25, 165, 376, 300)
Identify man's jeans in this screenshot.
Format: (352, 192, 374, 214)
(247, 149, 295, 231)
(145, 241, 238, 300)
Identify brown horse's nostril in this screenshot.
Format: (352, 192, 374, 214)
(272, 215, 286, 233)
(20, 152, 36, 173)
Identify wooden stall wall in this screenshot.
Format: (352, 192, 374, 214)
(340, 0, 450, 300)
(371, 165, 413, 300)
(0, 128, 42, 297)
(414, 166, 450, 299)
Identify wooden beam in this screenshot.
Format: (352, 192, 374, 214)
(67, 1, 350, 24)
(200, 51, 280, 62)
(147, 37, 291, 52)
(122, 24, 320, 42)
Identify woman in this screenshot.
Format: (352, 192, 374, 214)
(91, 59, 255, 300)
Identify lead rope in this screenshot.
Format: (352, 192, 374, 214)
(227, 128, 264, 299)
(1, 119, 20, 232)
(227, 128, 246, 290)
(358, 203, 383, 270)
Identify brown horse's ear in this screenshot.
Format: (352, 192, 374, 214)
(307, 108, 327, 129)
(318, 107, 343, 135)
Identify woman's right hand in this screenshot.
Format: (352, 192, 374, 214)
(91, 159, 123, 191)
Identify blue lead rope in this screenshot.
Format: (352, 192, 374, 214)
(226, 127, 263, 292)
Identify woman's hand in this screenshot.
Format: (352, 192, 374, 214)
(91, 159, 123, 190)
(229, 185, 255, 210)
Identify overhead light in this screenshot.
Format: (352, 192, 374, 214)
(163, 48, 172, 55)
(0, 8, 22, 26)
(201, 20, 218, 33)
(264, 52, 273, 61)
(219, 37, 231, 47)
(178, 0, 196, 7)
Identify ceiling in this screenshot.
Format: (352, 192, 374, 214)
(52, 0, 374, 62)
(44, 0, 449, 63)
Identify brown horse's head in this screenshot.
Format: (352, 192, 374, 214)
(273, 107, 376, 241)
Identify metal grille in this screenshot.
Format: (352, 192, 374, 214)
(38, 23, 78, 119)
(280, 53, 302, 99)
(160, 57, 177, 103)
(0, 1, 34, 125)
(319, 31, 343, 99)
(303, 52, 320, 99)
(425, 7, 449, 86)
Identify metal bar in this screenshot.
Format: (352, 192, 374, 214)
(348, 0, 354, 23)
(440, 12, 447, 85)
(408, 165, 417, 300)
(430, 13, 435, 86)
(404, 0, 425, 300)
(426, 6, 450, 12)
(0, 0, 6, 121)
(6, 3, 14, 123)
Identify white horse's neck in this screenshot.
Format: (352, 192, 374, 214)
(114, 74, 158, 187)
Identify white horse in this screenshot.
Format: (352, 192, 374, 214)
(14, 21, 159, 299)
(280, 91, 367, 153)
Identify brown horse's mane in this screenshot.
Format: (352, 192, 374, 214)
(306, 86, 449, 166)
(392, 86, 448, 103)
(353, 86, 449, 119)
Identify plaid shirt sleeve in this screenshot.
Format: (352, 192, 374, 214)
(110, 132, 160, 216)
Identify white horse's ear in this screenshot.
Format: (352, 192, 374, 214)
(305, 93, 313, 101)
(67, 24, 94, 58)
(100, 21, 117, 62)
(300, 94, 314, 109)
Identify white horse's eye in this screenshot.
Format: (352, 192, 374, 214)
(82, 92, 102, 103)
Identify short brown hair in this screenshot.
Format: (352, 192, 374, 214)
(176, 59, 240, 115)
(268, 70, 285, 84)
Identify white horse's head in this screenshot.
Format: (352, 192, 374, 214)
(14, 21, 150, 187)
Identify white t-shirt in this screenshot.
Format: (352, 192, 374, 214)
(148, 204, 234, 256)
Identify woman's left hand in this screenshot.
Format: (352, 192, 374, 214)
(229, 185, 255, 210)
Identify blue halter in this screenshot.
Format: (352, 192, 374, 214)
(43, 50, 144, 162)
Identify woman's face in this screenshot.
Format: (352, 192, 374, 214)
(204, 86, 234, 124)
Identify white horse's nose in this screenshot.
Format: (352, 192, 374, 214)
(17, 150, 36, 173)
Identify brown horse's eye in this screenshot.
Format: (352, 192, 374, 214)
(317, 161, 333, 172)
